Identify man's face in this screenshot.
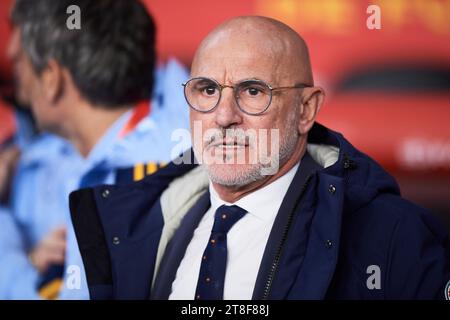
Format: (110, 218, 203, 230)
(190, 37, 302, 187)
(7, 28, 61, 132)
(7, 28, 33, 106)
(26, 62, 62, 133)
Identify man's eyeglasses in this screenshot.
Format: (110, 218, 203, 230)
(182, 77, 311, 116)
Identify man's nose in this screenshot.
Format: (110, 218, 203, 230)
(7, 29, 20, 61)
(213, 87, 243, 128)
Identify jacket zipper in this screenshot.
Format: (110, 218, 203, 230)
(261, 174, 313, 300)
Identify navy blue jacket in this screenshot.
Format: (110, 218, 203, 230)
(69, 123, 450, 300)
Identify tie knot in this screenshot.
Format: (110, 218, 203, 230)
(212, 205, 247, 234)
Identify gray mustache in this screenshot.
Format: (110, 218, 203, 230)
(205, 129, 252, 148)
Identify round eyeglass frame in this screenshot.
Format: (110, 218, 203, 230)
(182, 77, 311, 116)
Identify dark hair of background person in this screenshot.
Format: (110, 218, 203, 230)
(11, 0, 156, 108)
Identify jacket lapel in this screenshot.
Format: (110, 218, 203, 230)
(151, 191, 211, 299)
(252, 152, 323, 299)
(287, 173, 344, 299)
(253, 162, 344, 299)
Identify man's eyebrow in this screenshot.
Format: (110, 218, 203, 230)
(236, 77, 271, 84)
(192, 77, 274, 86)
(241, 78, 265, 82)
(196, 78, 215, 84)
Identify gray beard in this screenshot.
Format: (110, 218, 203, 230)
(201, 114, 299, 187)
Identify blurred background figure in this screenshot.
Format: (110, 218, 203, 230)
(0, 0, 190, 299)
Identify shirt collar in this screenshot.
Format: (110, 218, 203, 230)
(80, 110, 132, 170)
(19, 133, 75, 167)
(209, 161, 300, 222)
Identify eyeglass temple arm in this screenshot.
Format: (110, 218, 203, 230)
(271, 83, 312, 91)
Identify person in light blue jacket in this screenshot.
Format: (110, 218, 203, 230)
(0, 0, 190, 299)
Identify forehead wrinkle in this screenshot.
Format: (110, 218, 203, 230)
(193, 44, 285, 86)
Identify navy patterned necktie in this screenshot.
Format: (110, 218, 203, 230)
(194, 204, 247, 300)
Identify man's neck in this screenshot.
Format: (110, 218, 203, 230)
(66, 103, 130, 158)
(212, 138, 307, 203)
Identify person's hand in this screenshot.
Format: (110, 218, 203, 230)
(29, 226, 67, 274)
(0, 146, 20, 201)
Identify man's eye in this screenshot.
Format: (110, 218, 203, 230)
(200, 86, 217, 95)
(247, 87, 261, 96)
(241, 86, 265, 97)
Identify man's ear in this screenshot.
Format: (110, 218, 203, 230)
(40, 59, 64, 103)
(298, 87, 325, 135)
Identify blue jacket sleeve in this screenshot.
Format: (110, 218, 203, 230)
(385, 207, 450, 299)
(0, 206, 41, 299)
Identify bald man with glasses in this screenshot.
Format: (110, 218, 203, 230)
(70, 16, 450, 300)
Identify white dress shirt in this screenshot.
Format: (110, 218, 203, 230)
(169, 162, 300, 300)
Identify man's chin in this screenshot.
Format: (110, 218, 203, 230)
(205, 163, 266, 187)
